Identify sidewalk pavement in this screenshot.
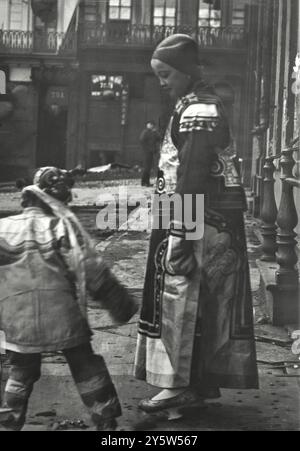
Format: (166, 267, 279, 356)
(0, 181, 299, 431)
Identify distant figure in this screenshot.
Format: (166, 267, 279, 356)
(139, 121, 161, 187)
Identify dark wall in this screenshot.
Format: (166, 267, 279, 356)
(78, 46, 247, 168)
(0, 83, 38, 181)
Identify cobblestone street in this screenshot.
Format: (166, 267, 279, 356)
(0, 182, 299, 431)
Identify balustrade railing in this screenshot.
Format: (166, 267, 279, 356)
(259, 137, 299, 324)
(81, 24, 246, 49)
(261, 136, 300, 288)
(0, 30, 77, 55)
(276, 138, 299, 289)
(0, 24, 245, 54)
(260, 156, 278, 261)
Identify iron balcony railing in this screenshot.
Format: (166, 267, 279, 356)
(0, 30, 77, 55)
(0, 25, 245, 55)
(80, 23, 246, 49)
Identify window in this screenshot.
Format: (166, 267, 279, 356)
(108, 0, 132, 21)
(153, 0, 177, 27)
(198, 0, 221, 28)
(8, 0, 32, 31)
(0, 70, 6, 95)
(232, 9, 245, 26)
(91, 75, 124, 99)
(9, 0, 23, 29)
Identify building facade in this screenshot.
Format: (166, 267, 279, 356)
(247, 0, 299, 325)
(75, 0, 249, 169)
(0, 0, 250, 180)
(0, 0, 78, 180)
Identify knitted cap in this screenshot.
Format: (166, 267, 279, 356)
(32, 167, 74, 203)
(152, 34, 199, 74)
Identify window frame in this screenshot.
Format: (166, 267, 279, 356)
(232, 8, 245, 26)
(0, 70, 6, 95)
(152, 0, 178, 28)
(107, 0, 132, 22)
(8, 0, 32, 31)
(197, 0, 222, 29)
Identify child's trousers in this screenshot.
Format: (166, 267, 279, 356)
(1, 342, 121, 430)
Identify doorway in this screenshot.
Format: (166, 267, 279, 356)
(36, 88, 68, 169)
(87, 74, 126, 166)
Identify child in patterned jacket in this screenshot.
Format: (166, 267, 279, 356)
(0, 167, 138, 431)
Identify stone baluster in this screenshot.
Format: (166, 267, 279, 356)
(251, 125, 267, 217)
(276, 147, 299, 289)
(260, 157, 278, 261)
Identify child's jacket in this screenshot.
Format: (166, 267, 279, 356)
(0, 206, 136, 353)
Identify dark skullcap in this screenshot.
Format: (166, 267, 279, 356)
(152, 34, 200, 75)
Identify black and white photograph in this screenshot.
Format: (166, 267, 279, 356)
(0, 0, 299, 434)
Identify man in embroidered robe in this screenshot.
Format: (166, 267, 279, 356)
(134, 34, 258, 414)
(0, 167, 137, 431)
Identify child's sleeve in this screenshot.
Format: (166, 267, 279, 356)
(53, 218, 138, 323)
(85, 252, 139, 324)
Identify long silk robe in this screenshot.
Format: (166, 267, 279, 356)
(134, 82, 258, 391)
